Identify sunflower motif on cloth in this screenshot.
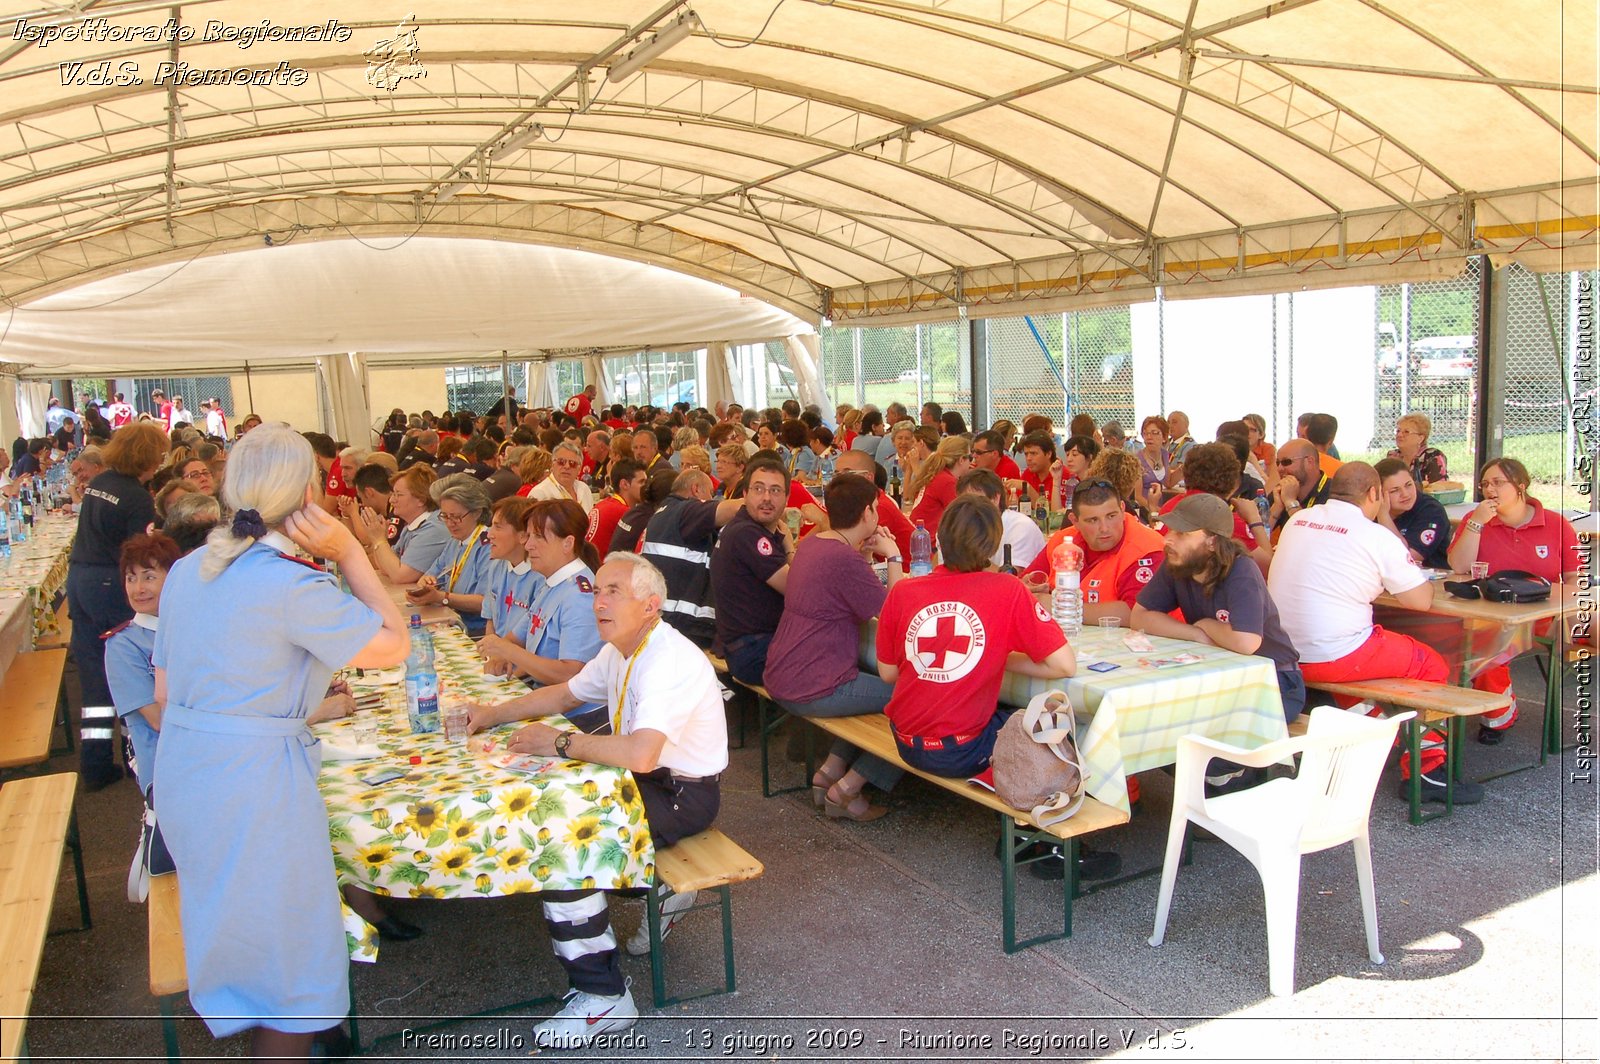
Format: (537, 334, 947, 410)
(432, 845, 475, 877)
(356, 843, 395, 872)
(399, 800, 445, 839)
(496, 786, 535, 820)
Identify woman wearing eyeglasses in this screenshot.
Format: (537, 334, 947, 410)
(1446, 456, 1581, 744)
(1388, 412, 1448, 486)
(406, 474, 495, 636)
(524, 441, 594, 513)
(177, 457, 216, 496)
(357, 464, 451, 584)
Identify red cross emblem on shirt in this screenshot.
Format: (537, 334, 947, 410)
(916, 614, 971, 669)
(905, 602, 986, 683)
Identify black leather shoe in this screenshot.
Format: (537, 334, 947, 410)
(1477, 725, 1507, 746)
(1028, 846, 1122, 881)
(373, 916, 423, 941)
(1406, 774, 1485, 805)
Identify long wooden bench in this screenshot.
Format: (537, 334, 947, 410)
(32, 600, 72, 652)
(147, 831, 763, 1057)
(0, 649, 73, 768)
(643, 828, 764, 1005)
(0, 772, 90, 1061)
(148, 874, 188, 1062)
(809, 712, 1130, 952)
(1302, 677, 1514, 823)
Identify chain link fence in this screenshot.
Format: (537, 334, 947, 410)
(1499, 263, 1595, 500)
(120, 376, 236, 428)
(445, 363, 528, 415)
(1363, 260, 1483, 483)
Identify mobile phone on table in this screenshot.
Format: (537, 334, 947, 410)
(359, 768, 406, 786)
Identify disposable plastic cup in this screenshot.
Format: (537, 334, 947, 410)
(351, 719, 378, 748)
(442, 702, 471, 742)
(1470, 562, 1490, 581)
(1098, 616, 1123, 629)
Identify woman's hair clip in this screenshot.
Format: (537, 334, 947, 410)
(231, 507, 268, 539)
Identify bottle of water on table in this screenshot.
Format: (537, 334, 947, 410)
(1050, 538, 1084, 638)
(0, 505, 10, 560)
(404, 614, 440, 734)
(11, 496, 25, 544)
(909, 521, 934, 577)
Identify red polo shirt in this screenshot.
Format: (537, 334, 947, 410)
(586, 493, 629, 560)
(1449, 497, 1580, 583)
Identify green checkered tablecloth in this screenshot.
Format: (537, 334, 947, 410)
(317, 626, 655, 907)
(861, 621, 1287, 814)
(0, 512, 75, 644)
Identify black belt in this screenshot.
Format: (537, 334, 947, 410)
(669, 771, 721, 784)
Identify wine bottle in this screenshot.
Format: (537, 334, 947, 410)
(998, 543, 1018, 577)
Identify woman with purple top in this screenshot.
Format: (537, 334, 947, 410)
(761, 473, 905, 821)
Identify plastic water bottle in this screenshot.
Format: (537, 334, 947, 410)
(909, 521, 934, 577)
(404, 615, 440, 734)
(0, 504, 10, 560)
(10, 496, 26, 543)
(1050, 538, 1085, 638)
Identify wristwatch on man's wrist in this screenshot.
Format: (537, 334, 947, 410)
(554, 731, 574, 758)
(442, 592, 451, 609)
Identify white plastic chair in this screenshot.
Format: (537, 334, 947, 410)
(1148, 706, 1416, 997)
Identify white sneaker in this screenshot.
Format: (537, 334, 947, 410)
(625, 889, 698, 956)
(531, 985, 638, 1049)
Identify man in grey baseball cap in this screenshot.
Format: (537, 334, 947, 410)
(1133, 492, 1306, 725)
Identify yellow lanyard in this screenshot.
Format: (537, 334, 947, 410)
(612, 619, 661, 735)
(445, 525, 486, 591)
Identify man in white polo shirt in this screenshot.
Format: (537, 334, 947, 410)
(1268, 462, 1481, 804)
(465, 553, 727, 1048)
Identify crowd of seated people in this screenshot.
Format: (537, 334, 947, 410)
(36, 382, 1585, 1052)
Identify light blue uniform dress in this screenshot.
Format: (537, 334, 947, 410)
(104, 615, 160, 793)
(478, 559, 545, 644)
(426, 526, 495, 636)
(524, 559, 605, 723)
(153, 532, 381, 1037)
(795, 447, 835, 483)
(394, 509, 451, 575)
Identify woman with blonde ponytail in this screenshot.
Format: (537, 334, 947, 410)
(151, 423, 409, 1059)
(906, 435, 974, 532)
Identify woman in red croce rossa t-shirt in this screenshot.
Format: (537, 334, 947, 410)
(876, 495, 1075, 778)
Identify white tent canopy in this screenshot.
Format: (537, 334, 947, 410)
(0, 0, 1591, 352)
(0, 238, 810, 375)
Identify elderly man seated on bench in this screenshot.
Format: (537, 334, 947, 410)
(1266, 462, 1481, 804)
(466, 553, 728, 1049)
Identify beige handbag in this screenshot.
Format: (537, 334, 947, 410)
(991, 689, 1086, 827)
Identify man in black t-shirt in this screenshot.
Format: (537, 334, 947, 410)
(639, 470, 741, 647)
(709, 459, 795, 684)
(1132, 493, 1305, 723)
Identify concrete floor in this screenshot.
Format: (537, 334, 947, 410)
(19, 655, 1598, 1063)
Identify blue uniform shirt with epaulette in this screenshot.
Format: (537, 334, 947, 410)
(427, 526, 496, 636)
(104, 615, 160, 793)
(480, 559, 545, 644)
(394, 509, 452, 574)
(525, 559, 605, 718)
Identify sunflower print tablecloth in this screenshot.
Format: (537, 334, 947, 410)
(0, 511, 75, 643)
(317, 626, 655, 906)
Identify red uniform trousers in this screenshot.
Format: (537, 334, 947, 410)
(1299, 626, 1448, 778)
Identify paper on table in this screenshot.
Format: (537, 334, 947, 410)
(349, 666, 405, 688)
(319, 736, 383, 761)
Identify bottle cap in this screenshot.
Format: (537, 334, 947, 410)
(409, 755, 422, 765)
